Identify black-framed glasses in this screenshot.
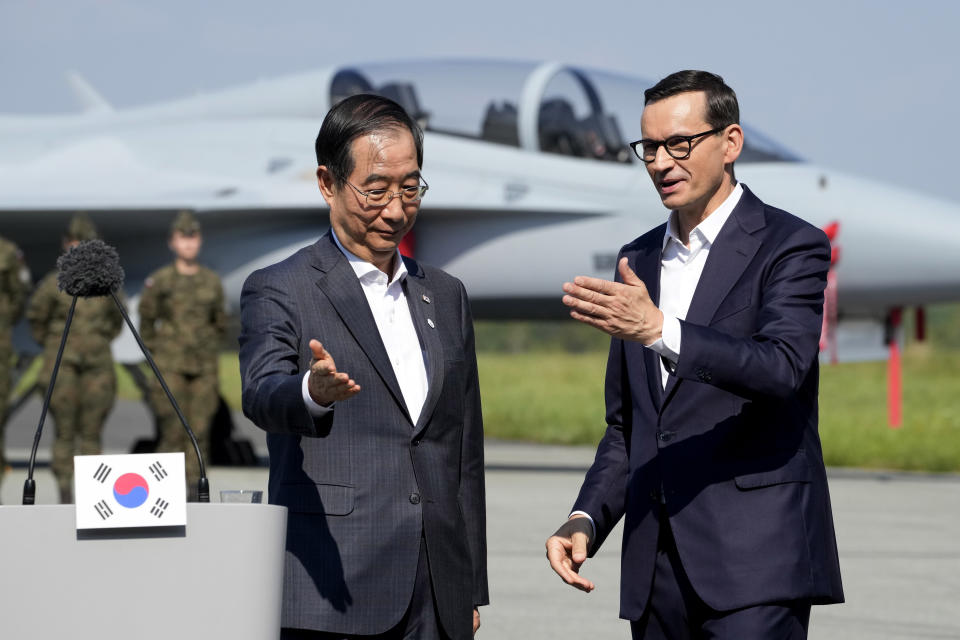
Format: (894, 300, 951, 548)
(340, 175, 429, 207)
(629, 126, 727, 163)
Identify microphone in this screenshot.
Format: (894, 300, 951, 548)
(57, 239, 125, 297)
(23, 240, 210, 504)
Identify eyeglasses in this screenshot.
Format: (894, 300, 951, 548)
(340, 175, 429, 207)
(629, 126, 727, 163)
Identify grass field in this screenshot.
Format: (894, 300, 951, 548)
(818, 345, 960, 471)
(11, 305, 960, 473)
(477, 345, 960, 472)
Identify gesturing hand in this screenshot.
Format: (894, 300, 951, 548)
(562, 257, 664, 344)
(545, 515, 596, 592)
(307, 339, 361, 406)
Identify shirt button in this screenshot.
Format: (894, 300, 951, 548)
(409, 493, 421, 505)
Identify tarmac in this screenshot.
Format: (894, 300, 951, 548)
(2, 399, 959, 639)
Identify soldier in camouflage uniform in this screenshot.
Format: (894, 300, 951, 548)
(27, 215, 123, 503)
(1, 235, 32, 491)
(139, 211, 226, 498)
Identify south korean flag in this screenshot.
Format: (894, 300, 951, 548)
(74, 453, 187, 530)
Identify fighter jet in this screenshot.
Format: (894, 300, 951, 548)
(3, 59, 958, 363)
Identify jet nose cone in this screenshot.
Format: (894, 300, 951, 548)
(825, 173, 960, 311)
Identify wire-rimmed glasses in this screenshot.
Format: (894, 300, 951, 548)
(340, 176, 429, 207)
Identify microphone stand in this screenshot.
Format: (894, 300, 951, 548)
(22, 297, 77, 505)
(110, 291, 210, 502)
(21, 293, 211, 504)
(22, 239, 210, 504)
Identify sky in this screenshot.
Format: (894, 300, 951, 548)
(2, 0, 959, 202)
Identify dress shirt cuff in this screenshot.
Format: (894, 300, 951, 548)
(302, 371, 333, 418)
(568, 511, 597, 539)
(645, 314, 681, 364)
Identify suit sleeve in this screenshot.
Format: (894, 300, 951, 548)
(571, 334, 631, 555)
(456, 280, 489, 607)
(676, 223, 830, 399)
(238, 267, 334, 437)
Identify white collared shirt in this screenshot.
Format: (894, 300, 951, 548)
(647, 182, 743, 387)
(302, 232, 429, 424)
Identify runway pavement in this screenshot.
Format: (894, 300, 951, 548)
(2, 400, 959, 639)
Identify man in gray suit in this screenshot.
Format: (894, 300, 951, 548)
(239, 94, 488, 639)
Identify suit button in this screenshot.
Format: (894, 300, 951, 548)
(412, 439, 420, 447)
(409, 493, 421, 505)
(657, 431, 674, 442)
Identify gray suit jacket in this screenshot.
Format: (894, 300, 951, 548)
(239, 231, 488, 637)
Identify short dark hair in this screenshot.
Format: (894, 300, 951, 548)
(644, 70, 739, 130)
(314, 94, 424, 188)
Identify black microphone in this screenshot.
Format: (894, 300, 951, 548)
(23, 240, 210, 504)
(57, 239, 125, 297)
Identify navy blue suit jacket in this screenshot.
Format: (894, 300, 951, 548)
(239, 232, 488, 637)
(573, 185, 844, 619)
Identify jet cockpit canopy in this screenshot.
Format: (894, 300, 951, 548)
(324, 60, 800, 165)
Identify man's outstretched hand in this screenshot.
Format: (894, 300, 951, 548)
(562, 257, 663, 344)
(545, 515, 596, 592)
(307, 339, 361, 406)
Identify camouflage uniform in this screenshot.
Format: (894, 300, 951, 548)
(1, 235, 31, 481)
(26, 216, 123, 501)
(139, 212, 226, 492)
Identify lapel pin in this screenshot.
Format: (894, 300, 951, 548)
(422, 294, 431, 304)
(427, 318, 435, 329)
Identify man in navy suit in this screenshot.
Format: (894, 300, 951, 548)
(546, 71, 843, 638)
(240, 94, 487, 639)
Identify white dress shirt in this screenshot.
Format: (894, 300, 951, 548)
(302, 232, 429, 424)
(647, 183, 743, 387)
(571, 183, 743, 532)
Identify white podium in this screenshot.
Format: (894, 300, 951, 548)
(0, 503, 287, 639)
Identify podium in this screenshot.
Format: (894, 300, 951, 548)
(0, 503, 287, 639)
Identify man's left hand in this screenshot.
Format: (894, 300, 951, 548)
(473, 608, 480, 635)
(562, 257, 663, 343)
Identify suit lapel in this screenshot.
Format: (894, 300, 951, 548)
(661, 185, 765, 406)
(628, 228, 667, 412)
(684, 212, 762, 327)
(402, 263, 444, 437)
(310, 234, 408, 419)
